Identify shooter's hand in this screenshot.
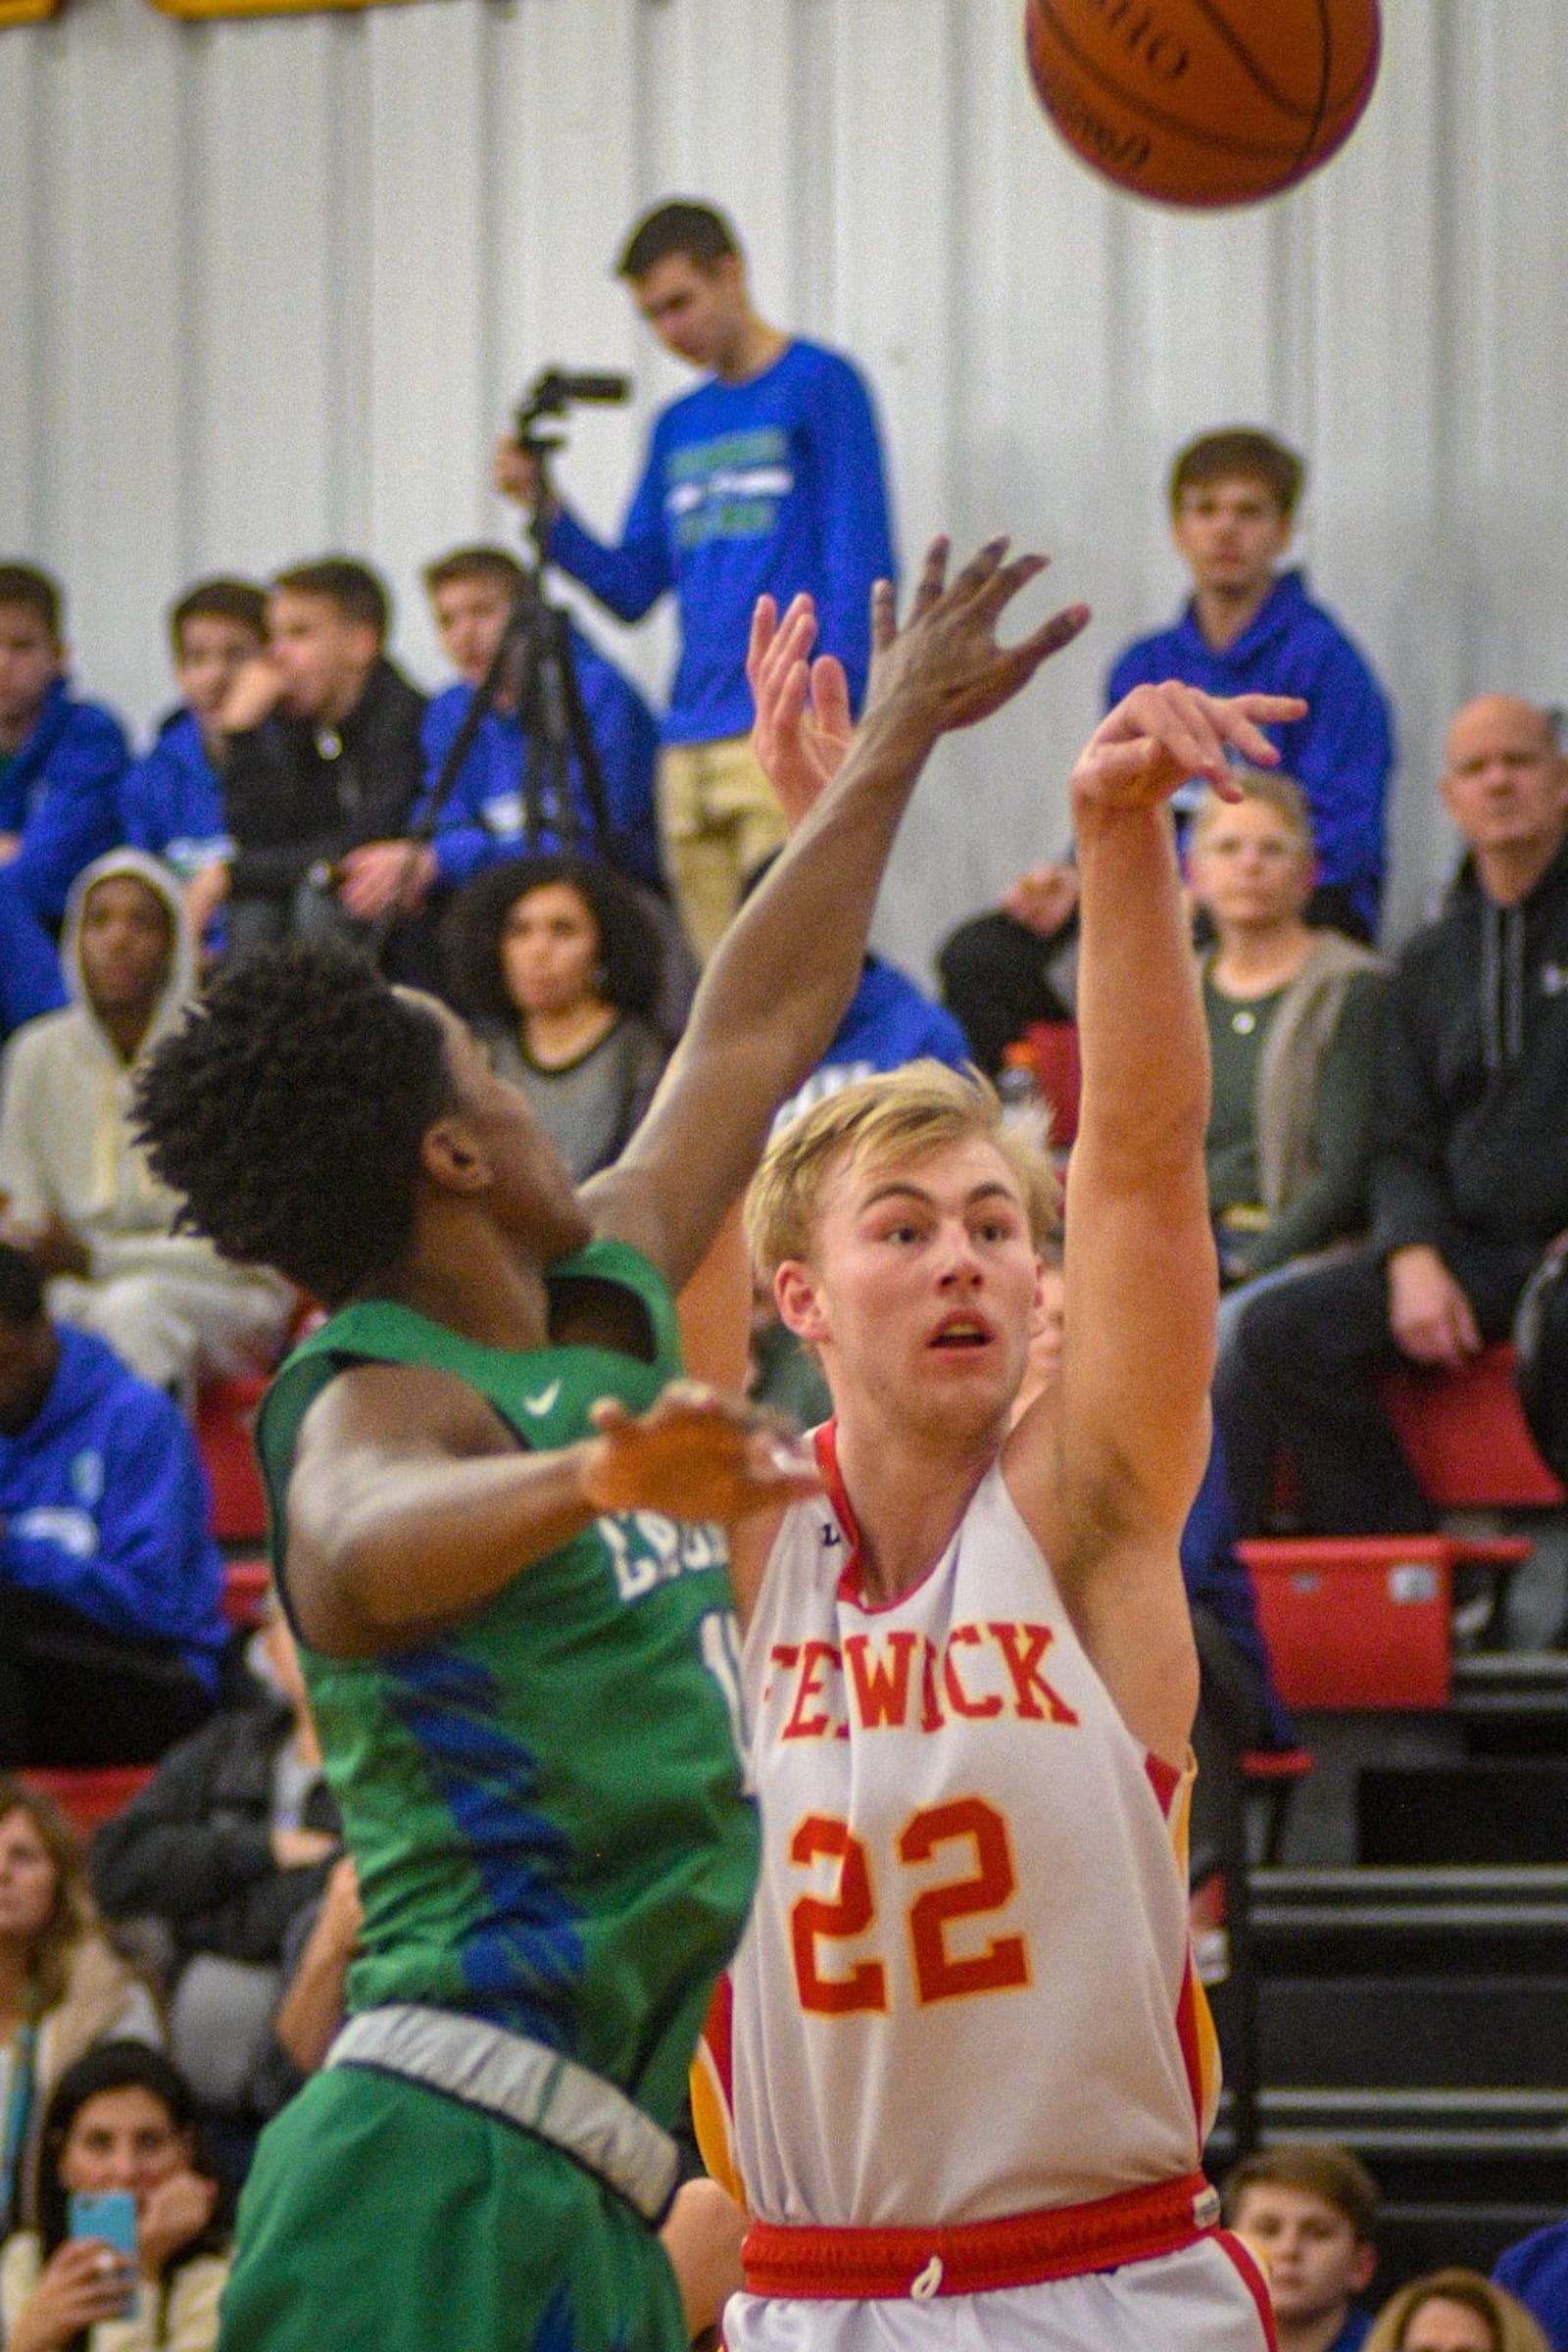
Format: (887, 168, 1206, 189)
(1071, 683, 1308, 818)
(747, 594, 854, 826)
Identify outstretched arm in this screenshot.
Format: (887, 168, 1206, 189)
(588, 538, 1090, 1289)
(1005, 684, 1306, 1766)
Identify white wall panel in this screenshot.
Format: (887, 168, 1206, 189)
(4, 0, 1563, 977)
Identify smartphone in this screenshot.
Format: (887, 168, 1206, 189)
(68, 2187, 138, 2288)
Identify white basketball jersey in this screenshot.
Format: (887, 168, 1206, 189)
(726, 1440, 1219, 2230)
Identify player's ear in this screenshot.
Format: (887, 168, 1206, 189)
(774, 1259, 828, 1346)
(420, 1113, 490, 1194)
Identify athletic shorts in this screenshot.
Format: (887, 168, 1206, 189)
(216, 2064, 687, 2352)
(724, 2233, 1276, 2352)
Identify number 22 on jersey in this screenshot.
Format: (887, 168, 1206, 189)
(789, 1795, 1031, 2015)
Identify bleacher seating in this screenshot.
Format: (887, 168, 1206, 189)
(1379, 1342, 1565, 1511)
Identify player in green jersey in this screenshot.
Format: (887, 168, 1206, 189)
(131, 540, 1088, 2352)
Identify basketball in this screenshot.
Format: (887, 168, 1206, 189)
(1024, 0, 1381, 210)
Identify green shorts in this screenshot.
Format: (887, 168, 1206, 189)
(217, 2065, 688, 2352)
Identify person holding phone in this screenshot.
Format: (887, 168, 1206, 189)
(0, 2042, 227, 2352)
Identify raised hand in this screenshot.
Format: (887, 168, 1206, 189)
(580, 1382, 821, 1524)
(1071, 682, 1308, 817)
(137, 2169, 220, 2280)
(747, 593, 854, 825)
(9, 2239, 139, 2352)
(863, 536, 1090, 745)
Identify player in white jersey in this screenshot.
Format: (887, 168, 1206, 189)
(691, 611, 1301, 2350)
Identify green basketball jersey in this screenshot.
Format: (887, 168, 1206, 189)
(255, 1236, 759, 2132)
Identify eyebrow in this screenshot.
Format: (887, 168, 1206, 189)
(858, 1179, 1020, 1213)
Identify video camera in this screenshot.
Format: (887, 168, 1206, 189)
(514, 368, 631, 454)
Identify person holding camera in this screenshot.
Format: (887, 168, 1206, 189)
(497, 198, 896, 963)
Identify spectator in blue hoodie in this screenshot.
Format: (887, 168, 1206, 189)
(333, 545, 663, 927)
(938, 429, 1396, 1066)
(0, 1244, 224, 1767)
(497, 198, 896, 962)
(122, 578, 268, 955)
(0, 566, 127, 1040)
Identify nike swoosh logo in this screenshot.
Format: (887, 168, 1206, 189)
(521, 1382, 562, 1416)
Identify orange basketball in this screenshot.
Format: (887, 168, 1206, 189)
(1024, 0, 1381, 210)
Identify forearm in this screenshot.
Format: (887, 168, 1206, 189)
(675, 701, 936, 1112)
(1072, 800, 1207, 1172)
(292, 1441, 604, 1649)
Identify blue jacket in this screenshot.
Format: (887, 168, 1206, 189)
(0, 873, 67, 1039)
(0, 678, 127, 922)
(417, 630, 662, 891)
(547, 339, 896, 744)
(1495, 2222, 1568, 2351)
(0, 1327, 225, 1689)
(121, 709, 232, 873)
(1107, 570, 1395, 934)
(1182, 1431, 1296, 1748)
(771, 956, 970, 1134)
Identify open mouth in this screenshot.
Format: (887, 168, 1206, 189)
(929, 1317, 993, 1351)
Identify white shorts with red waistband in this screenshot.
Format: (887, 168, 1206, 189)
(725, 2180, 1276, 2352)
(726, 2236, 1273, 2352)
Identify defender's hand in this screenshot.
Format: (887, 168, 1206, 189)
(862, 536, 1091, 749)
(1071, 683, 1308, 817)
(580, 1383, 821, 1524)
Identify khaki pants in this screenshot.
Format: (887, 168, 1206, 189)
(658, 736, 788, 963)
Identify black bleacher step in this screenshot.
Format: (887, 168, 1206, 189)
(1258, 1977, 1568, 2087)
(1251, 1864, 1568, 1972)
(1359, 1760, 1568, 1865)
(1374, 2204, 1567, 2300)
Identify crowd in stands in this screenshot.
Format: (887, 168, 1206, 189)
(2, 188, 1566, 2343)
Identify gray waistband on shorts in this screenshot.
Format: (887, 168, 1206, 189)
(325, 2003, 681, 2226)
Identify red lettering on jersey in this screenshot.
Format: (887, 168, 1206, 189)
(843, 1631, 918, 1729)
(789, 1816, 888, 2014)
(942, 1623, 1004, 1720)
(782, 1640, 842, 1740)
(763, 1643, 800, 1708)
(919, 1638, 946, 1733)
(988, 1622, 1080, 1724)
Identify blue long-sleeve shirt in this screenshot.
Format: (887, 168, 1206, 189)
(417, 626, 662, 891)
(546, 339, 896, 745)
(0, 678, 127, 922)
(1107, 569, 1395, 934)
(0, 1326, 225, 1687)
(121, 709, 233, 872)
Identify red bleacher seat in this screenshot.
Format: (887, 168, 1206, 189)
(1016, 1022, 1082, 1147)
(1379, 1342, 1565, 1510)
(222, 1557, 270, 1630)
(23, 1765, 153, 1839)
(196, 1373, 269, 1544)
(1239, 1533, 1531, 1709)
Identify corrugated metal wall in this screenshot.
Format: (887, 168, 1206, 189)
(3, 0, 1565, 971)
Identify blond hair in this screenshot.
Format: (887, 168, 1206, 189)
(1189, 767, 1315, 858)
(746, 1060, 1060, 1279)
(1364, 2270, 1551, 2352)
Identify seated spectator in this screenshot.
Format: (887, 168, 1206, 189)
(198, 559, 426, 965)
(447, 853, 671, 1182)
(1, 2041, 227, 2352)
(335, 545, 664, 933)
(1494, 2220, 1568, 2352)
(90, 1599, 338, 2135)
(0, 851, 294, 1400)
(937, 425, 1396, 1065)
(0, 1782, 162, 2235)
(121, 579, 268, 955)
(1187, 773, 1387, 1295)
(0, 564, 126, 1041)
(90, 1596, 339, 2128)
(1217, 695, 1568, 1537)
(1365, 2270, 1551, 2352)
(1224, 2141, 1380, 2352)
(0, 1246, 225, 1765)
